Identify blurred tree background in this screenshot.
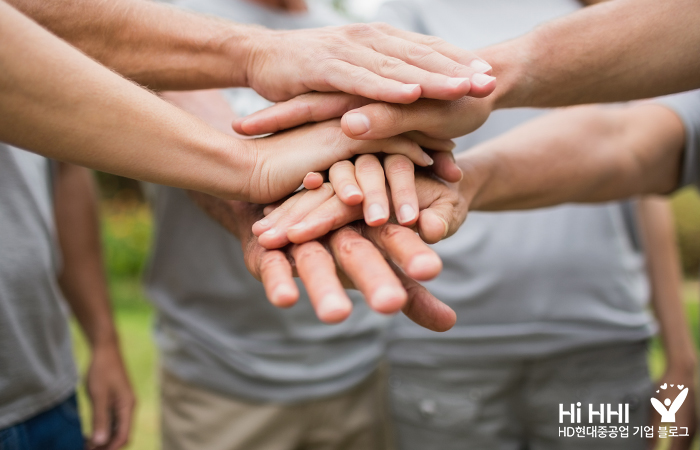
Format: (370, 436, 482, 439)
(70, 173, 700, 450)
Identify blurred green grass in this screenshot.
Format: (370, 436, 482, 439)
(71, 190, 700, 450)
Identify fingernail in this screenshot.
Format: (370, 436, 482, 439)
(288, 221, 307, 231)
(469, 59, 492, 73)
(372, 286, 406, 312)
(408, 253, 439, 276)
(447, 77, 469, 88)
(471, 73, 496, 88)
(456, 167, 464, 182)
(399, 204, 416, 223)
(262, 228, 278, 237)
(93, 431, 108, 445)
(366, 204, 386, 223)
(401, 83, 420, 94)
(423, 153, 434, 166)
(343, 185, 362, 201)
(344, 112, 370, 136)
(439, 217, 449, 238)
(318, 294, 350, 320)
(271, 284, 297, 306)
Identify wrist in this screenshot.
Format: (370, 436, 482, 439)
(665, 354, 699, 377)
(208, 23, 268, 88)
(479, 34, 536, 110)
(218, 24, 271, 90)
(191, 133, 254, 201)
(456, 147, 496, 211)
(86, 323, 120, 351)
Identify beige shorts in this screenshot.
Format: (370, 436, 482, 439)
(389, 342, 653, 450)
(160, 367, 394, 450)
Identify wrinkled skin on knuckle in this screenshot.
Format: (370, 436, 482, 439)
(376, 56, 405, 73)
(342, 23, 376, 39)
(334, 234, 369, 260)
(294, 243, 329, 262)
(369, 22, 394, 33)
(377, 223, 405, 244)
(404, 43, 434, 64)
(385, 156, 414, 176)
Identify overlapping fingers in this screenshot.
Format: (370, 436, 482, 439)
(258, 249, 299, 308)
(255, 184, 337, 248)
(355, 154, 390, 226)
(233, 93, 371, 136)
(328, 226, 407, 314)
(362, 222, 442, 281)
(371, 24, 496, 97)
(292, 241, 354, 323)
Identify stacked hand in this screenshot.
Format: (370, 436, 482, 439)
(190, 192, 457, 332)
(167, 43, 493, 330)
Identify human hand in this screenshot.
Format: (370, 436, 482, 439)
(85, 342, 135, 450)
(254, 164, 468, 250)
(231, 201, 455, 331)
(233, 91, 494, 144)
(649, 366, 697, 450)
(242, 119, 454, 203)
(244, 23, 496, 103)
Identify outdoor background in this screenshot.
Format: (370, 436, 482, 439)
(69, 176, 700, 450)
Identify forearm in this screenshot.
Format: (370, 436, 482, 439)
(55, 163, 118, 348)
(638, 197, 697, 370)
(7, 0, 256, 90)
(0, 2, 251, 200)
(458, 104, 685, 211)
(483, 0, 700, 109)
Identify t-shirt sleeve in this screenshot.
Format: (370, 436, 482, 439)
(654, 90, 700, 189)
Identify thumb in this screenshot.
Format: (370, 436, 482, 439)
(233, 93, 371, 136)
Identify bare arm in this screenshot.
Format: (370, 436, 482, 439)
(461, 104, 687, 211)
(485, 0, 700, 109)
(54, 163, 135, 450)
(0, 1, 253, 198)
(637, 197, 697, 449)
(6, 0, 494, 101)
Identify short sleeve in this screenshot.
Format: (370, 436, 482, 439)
(654, 90, 700, 189)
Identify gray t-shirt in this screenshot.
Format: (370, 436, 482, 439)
(379, 0, 654, 366)
(145, 0, 390, 403)
(655, 90, 700, 189)
(0, 144, 77, 428)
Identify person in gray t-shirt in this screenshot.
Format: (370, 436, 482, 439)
(0, 146, 134, 449)
(143, 1, 394, 449)
(370, 1, 698, 449)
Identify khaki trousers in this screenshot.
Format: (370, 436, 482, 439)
(161, 367, 394, 450)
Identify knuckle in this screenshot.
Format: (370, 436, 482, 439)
(294, 244, 328, 261)
(378, 223, 404, 242)
(385, 156, 414, 176)
(376, 56, 404, 73)
(369, 22, 392, 32)
(405, 43, 433, 62)
(332, 159, 355, 172)
(421, 35, 445, 47)
(335, 235, 367, 258)
(317, 182, 335, 197)
(259, 252, 285, 273)
(344, 23, 374, 37)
